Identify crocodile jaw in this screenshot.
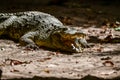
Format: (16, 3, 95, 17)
(51, 28, 88, 53)
(71, 43, 83, 52)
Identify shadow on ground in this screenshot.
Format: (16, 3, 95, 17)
(96, 50, 120, 56)
(6, 75, 120, 80)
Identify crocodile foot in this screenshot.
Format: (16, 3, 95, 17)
(25, 44, 39, 50)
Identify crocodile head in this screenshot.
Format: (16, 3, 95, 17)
(51, 28, 89, 53)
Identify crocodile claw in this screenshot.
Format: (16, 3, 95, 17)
(25, 44, 39, 50)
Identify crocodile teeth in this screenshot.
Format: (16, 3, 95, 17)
(71, 43, 79, 52)
(71, 44, 76, 50)
(76, 38, 83, 52)
(71, 39, 83, 53)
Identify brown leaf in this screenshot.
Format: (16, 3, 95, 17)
(103, 60, 114, 67)
(37, 57, 51, 62)
(101, 56, 111, 60)
(10, 69, 19, 72)
(5, 59, 31, 65)
(44, 69, 50, 73)
(44, 57, 52, 61)
(96, 47, 103, 52)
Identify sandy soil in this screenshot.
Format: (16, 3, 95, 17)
(0, 27, 120, 80)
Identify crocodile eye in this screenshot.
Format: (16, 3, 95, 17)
(51, 24, 54, 26)
(42, 21, 45, 23)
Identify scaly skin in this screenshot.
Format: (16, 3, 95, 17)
(0, 11, 89, 52)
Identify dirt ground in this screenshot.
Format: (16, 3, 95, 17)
(0, 1, 120, 80)
(0, 27, 120, 80)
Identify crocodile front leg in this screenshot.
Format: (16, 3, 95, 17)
(20, 31, 39, 50)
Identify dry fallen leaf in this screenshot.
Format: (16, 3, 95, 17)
(103, 60, 114, 67)
(101, 56, 111, 60)
(10, 69, 19, 72)
(37, 57, 51, 62)
(5, 59, 31, 65)
(44, 69, 50, 73)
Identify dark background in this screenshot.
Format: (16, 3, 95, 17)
(0, 0, 120, 12)
(0, 0, 120, 27)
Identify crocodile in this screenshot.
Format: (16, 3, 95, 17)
(0, 11, 89, 52)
